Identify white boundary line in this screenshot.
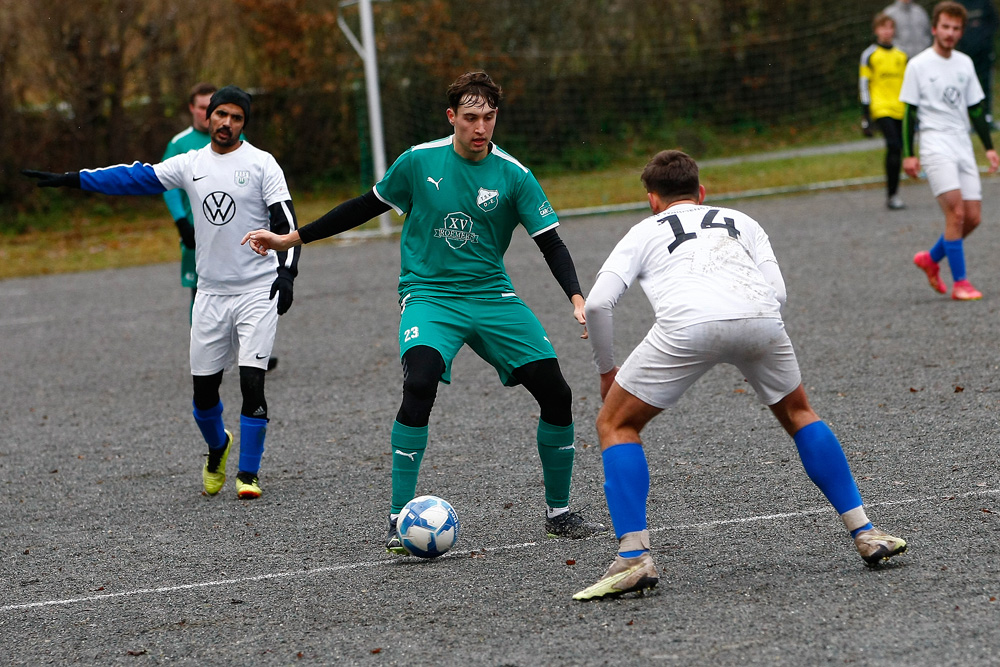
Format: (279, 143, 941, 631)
(3, 488, 996, 613)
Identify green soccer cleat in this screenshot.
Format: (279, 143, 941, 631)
(235, 471, 262, 499)
(385, 516, 410, 555)
(573, 552, 659, 601)
(202, 430, 232, 495)
(854, 528, 907, 565)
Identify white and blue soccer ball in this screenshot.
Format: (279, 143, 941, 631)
(397, 495, 460, 558)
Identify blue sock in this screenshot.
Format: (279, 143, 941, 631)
(942, 238, 967, 282)
(793, 421, 863, 515)
(192, 400, 227, 450)
(238, 414, 268, 474)
(602, 443, 649, 556)
(929, 235, 946, 264)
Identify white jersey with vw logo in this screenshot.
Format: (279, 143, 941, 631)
(899, 47, 984, 135)
(154, 141, 292, 295)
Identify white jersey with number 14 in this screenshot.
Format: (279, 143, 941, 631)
(596, 203, 782, 334)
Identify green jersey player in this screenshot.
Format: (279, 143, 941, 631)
(243, 71, 606, 552)
(162, 83, 215, 316)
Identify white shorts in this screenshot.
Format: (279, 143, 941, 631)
(190, 289, 278, 375)
(920, 132, 982, 199)
(616, 318, 801, 409)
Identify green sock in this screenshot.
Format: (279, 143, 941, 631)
(537, 419, 575, 509)
(390, 421, 428, 513)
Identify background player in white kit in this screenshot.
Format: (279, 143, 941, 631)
(573, 150, 907, 601)
(23, 86, 299, 500)
(902, 1, 999, 301)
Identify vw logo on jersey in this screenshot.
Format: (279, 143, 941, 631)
(943, 86, 962, 109)
(433, 211, 479, 249)
(203, 191, 236, 226)
(234, 170, 250, 187)
(477, 187, 499, 212)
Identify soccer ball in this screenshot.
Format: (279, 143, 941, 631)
(397, 495, 460, 558)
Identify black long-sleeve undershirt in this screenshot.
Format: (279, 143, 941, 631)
(533, 228, 582, 301)
(298, 190, 390, 244)
(267, 199, 300, 280)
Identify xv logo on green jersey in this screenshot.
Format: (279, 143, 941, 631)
(433, 211, 480, 250)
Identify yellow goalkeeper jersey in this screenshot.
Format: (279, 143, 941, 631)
(859, 43, 908, 121)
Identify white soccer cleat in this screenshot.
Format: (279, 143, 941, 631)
(573, 552, 659, 601)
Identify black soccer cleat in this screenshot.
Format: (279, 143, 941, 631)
(385, 516, 410, 555)
(545, 509, 607, 539)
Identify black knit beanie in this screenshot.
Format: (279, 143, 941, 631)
(206, 85, 252, 125)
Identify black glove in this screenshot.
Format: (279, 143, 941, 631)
(861, 119, 874, 138)
(174, 218, 196, 249)
(21, 170, 82, 188)
(269, 274, 294, 315)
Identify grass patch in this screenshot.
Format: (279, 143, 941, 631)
(0, 216, 181, 280)
(1, 125, 894, 281)
(538, 149, 885, 208)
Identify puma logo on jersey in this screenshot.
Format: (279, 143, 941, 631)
(394, 449, 417, 461)
(427, 176, 443, 190)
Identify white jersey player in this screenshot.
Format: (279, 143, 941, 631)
(572, 150, 907, 601)
(900, 1, 998, 301)
(23, 86, 298, 500)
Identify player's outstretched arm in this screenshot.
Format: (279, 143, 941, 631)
(28, 162, 166, 196)
(22, 170, 81, 188)
(533, 229, 587, 336)
(245, 190, 392, 257)
(571, 293, 587, 338)
(242, 229, 301, 256)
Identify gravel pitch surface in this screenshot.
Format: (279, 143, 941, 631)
(2, 181, 998, 665)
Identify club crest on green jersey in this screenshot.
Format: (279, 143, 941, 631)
(477, 187, 499, 212)
(234, 170, 250, 187)
(433, 211, 480, 249)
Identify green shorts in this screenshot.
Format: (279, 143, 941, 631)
(398, 294, 556, 386)
(180, 243, 198, 289)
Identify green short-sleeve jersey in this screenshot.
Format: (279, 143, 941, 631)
(162, 126, 211, 222)
(374, 137, 559, 298)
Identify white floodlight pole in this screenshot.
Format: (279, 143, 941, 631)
(338, 0, 391, 235)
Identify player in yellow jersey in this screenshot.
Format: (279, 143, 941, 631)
(860, 12, 909, 210)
